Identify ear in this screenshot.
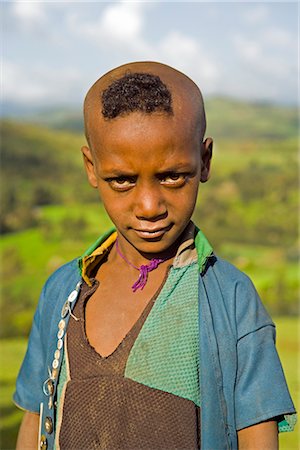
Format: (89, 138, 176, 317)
(81, 145, 98, 188)
(200, 137, 213, 183)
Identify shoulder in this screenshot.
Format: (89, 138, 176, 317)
(202, 255, 274, 339)
(203, 254, 257, 295)
(43, 258, 79, 292)
(207, 255, 251, 282)
(37, 258, 81, 317)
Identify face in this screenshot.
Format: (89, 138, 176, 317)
(82, 111, 212, 260)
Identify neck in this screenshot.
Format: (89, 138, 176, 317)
(113, 232, 186, 268)
(115, 237, 167, 292)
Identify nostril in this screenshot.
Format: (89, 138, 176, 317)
(136, 211, 168, 222)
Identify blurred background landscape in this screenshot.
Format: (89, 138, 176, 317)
(1, 1, 298, 449)
(1, 97, 298, 449)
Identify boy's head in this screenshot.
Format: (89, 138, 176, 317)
(82, 61, 213, 257)
(84, 61, 207, 145)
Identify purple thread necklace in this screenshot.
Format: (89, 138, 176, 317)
(115, 238, 165, 292)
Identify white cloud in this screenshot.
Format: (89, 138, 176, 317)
(234, 35, 262, 63)
(3, 60, 83, 104)
(3, 2, 297, 106)
(158, 32, 218, 91)
(159, 32, 199, 62)
(262, 27, 294, 47)
(234, 28, 296, 70)
(66, 2, 154, 58)
(11, 1, 47, 26)
(243, 4, 269, 24)
(236, 6, 296, 90)
(67, 6, 219, 93)
(3, 61, 46, 102)
(74, 2, 147, 45)
(100, 3, 142, 42)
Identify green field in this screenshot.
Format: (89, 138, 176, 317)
(0, 317, 298, 449)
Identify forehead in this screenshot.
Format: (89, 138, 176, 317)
(91, 112, 201, 175)
(87, 90, 201, 155)
(89, 109, 199, 157)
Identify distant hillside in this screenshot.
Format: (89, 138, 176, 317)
(2, 106, 84, 133)
(2, 97, 298, 139)
(25, 108, 84, 133)
(0, 120, 96, 233)
(205, 97, 298, 140)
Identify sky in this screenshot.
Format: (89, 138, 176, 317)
(2, 1, 298, 111)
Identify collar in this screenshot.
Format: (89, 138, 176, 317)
(78, 222, 213, 286)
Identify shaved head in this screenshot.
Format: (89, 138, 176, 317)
(84, 61, 207, 149)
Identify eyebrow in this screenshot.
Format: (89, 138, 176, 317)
(102, 170, 137, 178)
(101, 162, 196, 177)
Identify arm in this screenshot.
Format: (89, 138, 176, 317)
(237, 420, 278, 450)
(16, 411, 40, 450)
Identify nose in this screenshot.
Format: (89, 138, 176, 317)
(134, 183, 167, 221)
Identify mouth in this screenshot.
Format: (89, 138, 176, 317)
(133, 225, 172, 239)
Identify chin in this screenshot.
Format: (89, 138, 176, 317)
(134, 235, 181, 256)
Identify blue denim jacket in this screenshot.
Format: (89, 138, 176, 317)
(14, 228, 296, 449)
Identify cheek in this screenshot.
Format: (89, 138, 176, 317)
(97, 188, 131, 222)
(169, 180, 199, 206)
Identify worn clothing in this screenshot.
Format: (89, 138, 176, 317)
(57, 274, 200, 449)
(56, 223, 201, 449)
(14, 226, 296, 449)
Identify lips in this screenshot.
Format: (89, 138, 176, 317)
(133, 224, 172, 239)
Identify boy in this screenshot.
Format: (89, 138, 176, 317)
(14, 61, 296, 449)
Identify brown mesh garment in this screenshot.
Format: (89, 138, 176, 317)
(58, 280, 200, 449)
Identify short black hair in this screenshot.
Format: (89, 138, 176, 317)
(101, 72, 173, 119)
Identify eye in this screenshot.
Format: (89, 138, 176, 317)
(106, 176, 136, 191)
(160, 173, 187, 187)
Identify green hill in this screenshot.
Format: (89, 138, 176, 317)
(13, 97, 298, 140)
(205, 97, 298, 140)
(1, 120, 97, 233)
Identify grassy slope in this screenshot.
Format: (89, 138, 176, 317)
(0, 317, 298, 449)
(277, 317, 299, 449)
(0, 204, 113, 337)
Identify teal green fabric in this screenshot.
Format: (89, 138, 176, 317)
(56, 353, 67, 409)
(194, 226, 213, 273)
(54, 351, 67, 450)
(125, 261, 200, 406)
(278, 414, 297, 432)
